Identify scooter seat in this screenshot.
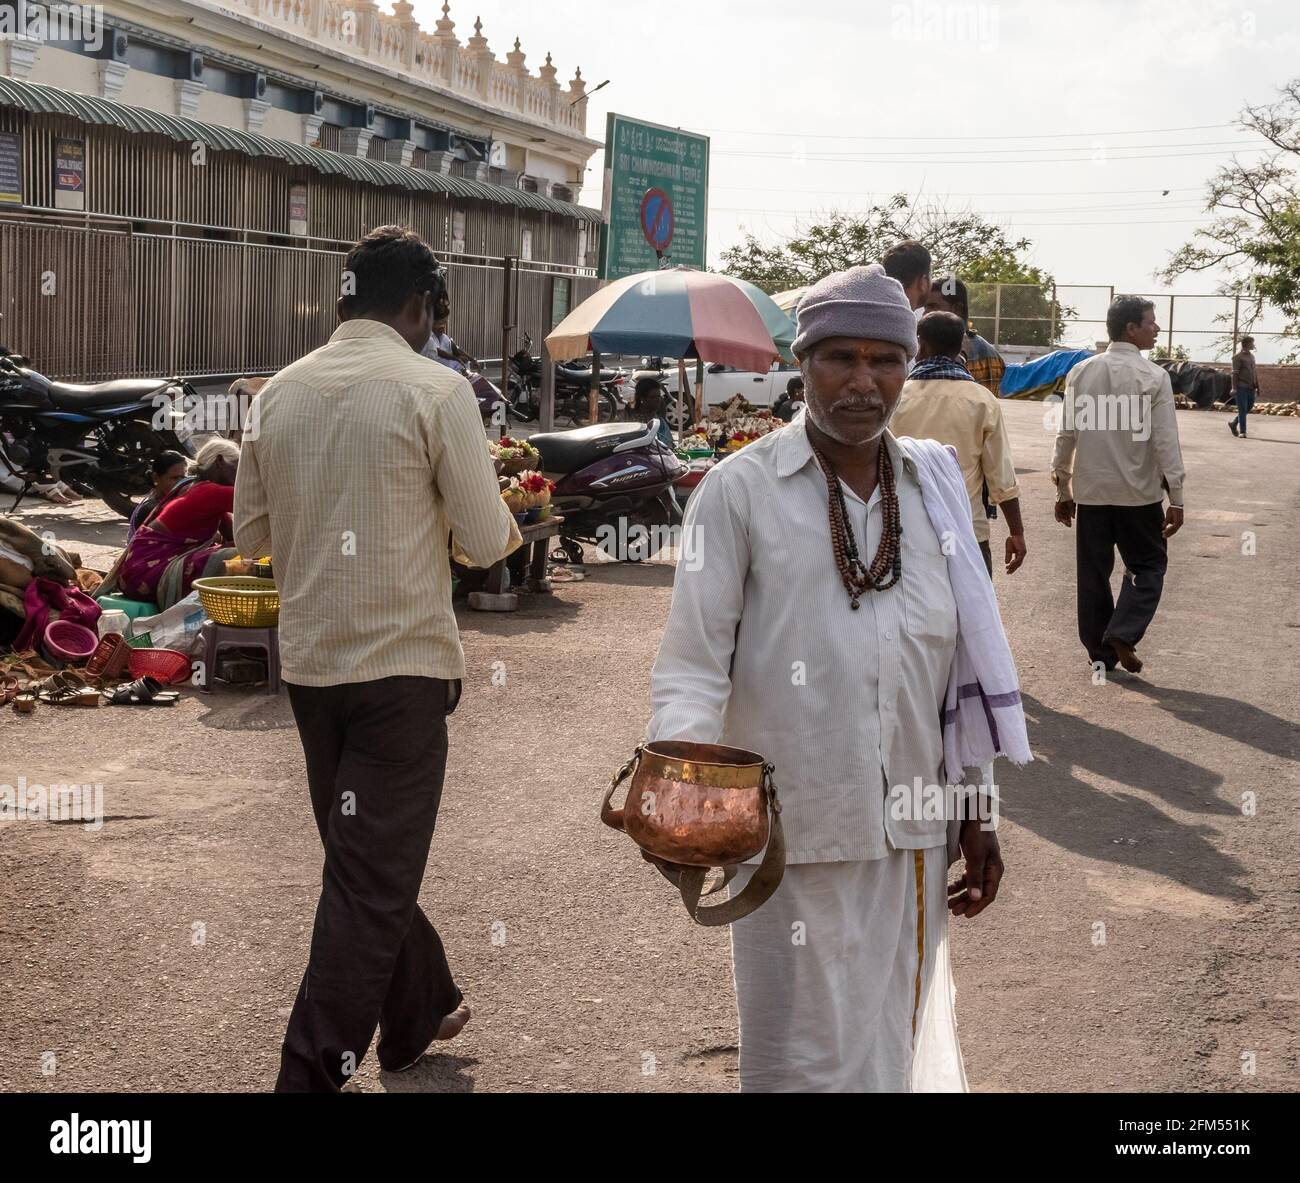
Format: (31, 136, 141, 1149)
(530, 422, 649, 474)
(47, 378, 173, 409)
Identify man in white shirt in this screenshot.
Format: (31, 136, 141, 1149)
(235, 226, 520, 1091)
(647, 264, 1013, 1092)
(1051, 295, 1186, 675)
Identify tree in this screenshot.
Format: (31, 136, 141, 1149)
(719, 195, 1067, 346)
(1150, 344, 1190, 361)
(1161, 78, 1300, 358)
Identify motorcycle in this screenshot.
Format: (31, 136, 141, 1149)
(508, 333, 627, 426)
(0, 345, 198, 517)
(528, 418, 689, 565)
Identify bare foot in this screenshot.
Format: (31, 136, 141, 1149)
(435, 1002, 472, 1042)
(1108, 638, 1143, 674)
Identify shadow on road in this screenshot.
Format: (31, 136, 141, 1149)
(1007, 693, 1251, 901)
(1122, 682, 1300, 764)
(378, 1053, 476, 1093)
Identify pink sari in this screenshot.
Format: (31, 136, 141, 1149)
(117, 521, 231, 607)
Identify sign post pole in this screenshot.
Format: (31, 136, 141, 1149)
(500, 254, 515, 441)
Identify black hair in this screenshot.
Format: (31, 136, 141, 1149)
(1241, 335, 1256, 348)
(786, 375, 805, 395)
(917, 311, 967, 358)
(882, 240, 932, 289)
(151, 450, 187, 476)
(931, 274, 969, 322)
(1106, 295, 1155, 342)
(340, 225, 448, 318)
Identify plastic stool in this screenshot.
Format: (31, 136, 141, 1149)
(97, 594, 159, 620)
(199, 621, 281, 694)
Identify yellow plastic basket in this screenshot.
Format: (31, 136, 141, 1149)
(192, 576, 280, 628)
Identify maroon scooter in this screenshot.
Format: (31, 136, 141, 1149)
(528, 419, 689, 564)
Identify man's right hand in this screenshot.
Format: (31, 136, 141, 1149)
(1054, 499, 1076, 528)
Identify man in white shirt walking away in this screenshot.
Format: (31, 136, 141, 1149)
(647, 264, 1030, 1092)
(235, 225, 520, 1091)
(1051, 295, 1186, 676)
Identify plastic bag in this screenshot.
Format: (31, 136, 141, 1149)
(128, 592, 207, 656)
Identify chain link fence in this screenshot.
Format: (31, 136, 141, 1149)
(967, 283, 1291, 363)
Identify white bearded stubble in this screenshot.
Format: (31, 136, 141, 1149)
(801, 362, 899, 447)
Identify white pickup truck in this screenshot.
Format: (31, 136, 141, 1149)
(653, 360, 802, 424)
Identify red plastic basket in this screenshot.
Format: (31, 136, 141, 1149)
(126, 648, 192, 686)
(43, 620, 99, 663)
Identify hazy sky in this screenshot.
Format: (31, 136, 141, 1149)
(413, 0, 1299, 351)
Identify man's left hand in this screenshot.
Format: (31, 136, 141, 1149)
(949, 821, 1003, 919)
(1163, 506, 1184, 538)
(1004, 534, 1027, 575)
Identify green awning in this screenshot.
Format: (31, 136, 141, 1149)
(0, 76, 603, 223)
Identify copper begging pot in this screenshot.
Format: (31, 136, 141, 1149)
(600, 741, 785, 926)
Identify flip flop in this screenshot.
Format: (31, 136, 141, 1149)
(103, 676, 180, 707)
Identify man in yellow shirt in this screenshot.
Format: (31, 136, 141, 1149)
(892, 312, 1026, 576)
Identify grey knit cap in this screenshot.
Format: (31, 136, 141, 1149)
(792, 263, 918, 359)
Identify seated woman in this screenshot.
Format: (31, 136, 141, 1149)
(113, 440, 240, 608)
(127, 451, 191, 541)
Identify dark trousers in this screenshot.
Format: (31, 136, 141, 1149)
(1235, 386, 1256, 435)
(1075, 503, 1168, 667)
(978, 539, 994, 578)
(276, 676, 463, 1092)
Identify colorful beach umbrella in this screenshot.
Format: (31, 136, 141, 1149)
(771, 285, 810, 315)
(546, 267, 794, 372)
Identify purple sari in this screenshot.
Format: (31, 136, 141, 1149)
(118, 523, 230, 607)
(116, 479, 233, 607)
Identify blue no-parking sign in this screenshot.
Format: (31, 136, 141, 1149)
(640, 187, 675, 254)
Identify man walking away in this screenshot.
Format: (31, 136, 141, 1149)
(925, 276, 1005, 396)
(892, 311, 1026, 577)
(882, 240, 932, 315)
(1230, 335, 1259, 438)
(235, 225, 521, 1092)
(1051, 295, 1185, 676)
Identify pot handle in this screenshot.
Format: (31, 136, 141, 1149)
(677, 764, 786, 927)
(600, 746, 642, 832)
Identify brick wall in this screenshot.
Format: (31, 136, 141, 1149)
(1204, 364, 1300, 401)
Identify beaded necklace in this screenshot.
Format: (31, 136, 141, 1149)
(809, 439, 903, 609)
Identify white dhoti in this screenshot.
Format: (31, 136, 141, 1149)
(729, 846, 968, 1092)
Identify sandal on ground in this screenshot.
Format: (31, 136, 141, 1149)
(103, 676, 180, 707)
(34, 670, 95, 706)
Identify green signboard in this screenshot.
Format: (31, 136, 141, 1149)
(599, 114, 709, 280)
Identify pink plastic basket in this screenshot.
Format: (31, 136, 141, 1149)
(126, 648, 192, 686)
(43, 620, 99, 664)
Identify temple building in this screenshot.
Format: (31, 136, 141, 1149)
(0, 1, 604, 379)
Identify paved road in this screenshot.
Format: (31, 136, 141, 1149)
(1, 403, 1297, 1092)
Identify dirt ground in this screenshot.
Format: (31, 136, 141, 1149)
(1, 401, 1297, 1094)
